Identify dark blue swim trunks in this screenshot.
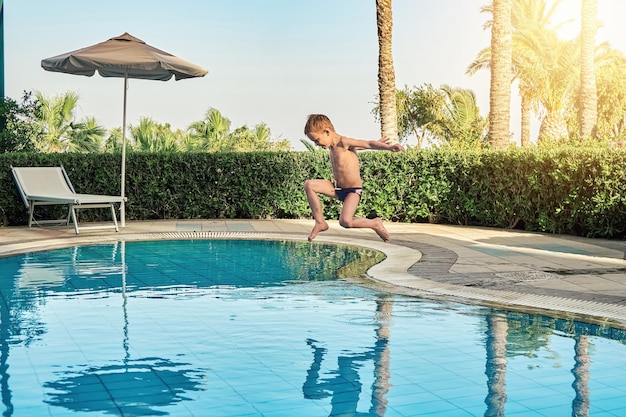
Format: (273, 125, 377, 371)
(335, 187, 363, 202)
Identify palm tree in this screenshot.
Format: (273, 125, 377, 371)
(526, 30, 579, 142)
(33, 91, 107, 153)
(510, 0, 563, 146)
(34, 91, 79, 152)
(388, 84, 486, 148)
(230, 124, 271, 152)
(506, 0, 563, 146)
(187, 108, 231, 152)
(469, 0, 572, 145)
(376, 0, 398, 143)
(232, 123, 291, 152)
(300, 139, 318, 152)
(187, 108, 290, 152)
(594, 51, 626, 138)
(103, 127, 124, 153)
(531, 34, 621, 142)
(438, 85, 488, 148)
(579, 0, 598, 138)
(66, 117, 105, 153)
(393, 86, 440, 148)
(488, 0, 513, 148)
(130, 117, 180, 152)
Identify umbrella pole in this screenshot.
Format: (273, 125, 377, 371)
(121, 240, 130, 366)
(120, 75, 128, 228)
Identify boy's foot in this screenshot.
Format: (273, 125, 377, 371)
(308, 221, 329, 241)
(372, 218, 390, 242)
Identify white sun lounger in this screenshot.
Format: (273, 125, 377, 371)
(11, 166, 126, 234)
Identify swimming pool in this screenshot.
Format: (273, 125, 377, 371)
(1, 239, 626, 416)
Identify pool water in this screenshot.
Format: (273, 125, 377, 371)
(1, 239, 626, 417)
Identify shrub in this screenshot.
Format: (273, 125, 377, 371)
(2, 147, 626, 238)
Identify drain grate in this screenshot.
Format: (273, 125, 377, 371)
(103, 231, 290, 241)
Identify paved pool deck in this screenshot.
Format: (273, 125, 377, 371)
(2, 219, 626, 328)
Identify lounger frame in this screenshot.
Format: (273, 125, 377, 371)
(11, 166, 125, 234)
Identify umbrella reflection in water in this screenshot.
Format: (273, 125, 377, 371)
(37, 242, 207, 415)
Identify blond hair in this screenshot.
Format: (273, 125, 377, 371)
(304, 114, 335, 135)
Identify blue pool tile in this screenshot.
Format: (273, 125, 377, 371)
(393, 398, 460, 416)
(186, 402, 260, 417)
(505, 410, 552, 417)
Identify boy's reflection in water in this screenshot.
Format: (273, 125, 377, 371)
(303, 336, 390, 417)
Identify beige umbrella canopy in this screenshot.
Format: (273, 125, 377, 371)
(41, 32, 208, 226)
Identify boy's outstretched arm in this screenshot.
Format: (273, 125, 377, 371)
(345, 138, 404, 152)
(344, 136, 405, 152)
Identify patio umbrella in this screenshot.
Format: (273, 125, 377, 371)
(41, 32, 208, 227)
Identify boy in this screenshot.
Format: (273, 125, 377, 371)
(303, 114, 405, 242)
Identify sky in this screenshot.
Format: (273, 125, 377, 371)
(5, 0, 626, 151)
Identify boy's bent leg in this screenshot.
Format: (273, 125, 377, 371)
(304, 179, 336, 241)
(342, 217, 390, 242)
(338, 194, 390, 242)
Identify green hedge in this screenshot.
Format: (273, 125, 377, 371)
(2, 148, 626, 238)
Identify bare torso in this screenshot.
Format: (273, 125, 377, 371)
(329, 137, 362, 188)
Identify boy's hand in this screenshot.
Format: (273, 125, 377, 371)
(389, 142, 405, 152)
(379, 137, 406, 152)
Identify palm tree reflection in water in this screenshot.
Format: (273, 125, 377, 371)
(485, 313, 508, 417)
(572, 335, 590, 417)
